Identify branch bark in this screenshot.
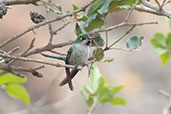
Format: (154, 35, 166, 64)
(135, 0, 171, 19)
(1, 0, 39, 5)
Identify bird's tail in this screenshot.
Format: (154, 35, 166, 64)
(59, 70, 79, 90)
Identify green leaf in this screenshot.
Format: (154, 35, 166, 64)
(112, 85, 124, 94)
(93, 48, 104, 61)
(0, 73, 26, 85)
(77, 12, 88, 21)
(120, 5, 131, 10)
(72, 4, 79, 10)
(97, 86, 113, 104)
(89, 65, 102, 92)
(98, 0, 112, 15)
(57, 6, 62, 12)
(87, 95, 95, 107)
(80, 91, 88, 103)
(126, 36, 144, 49)
(87, 0, 103, 16)
(85, 14, 104, 32)
(103, 57, 114, 62)
(81, 65, 126, 108)
(110, 96, 126, 106)
(151, 33, 166, 48)
(84, 84, 94, 94)
(160, 52, 171, 66)
(91, 34, 104, 47)
(0, 70, 3, 73)
(5, 83, 30, 105)
(109, 0, 136, 13)
(166, 32, 171, 46)
(75, 22, 82, 36)
(151, 32, 171, 66)
(168, 19, 171, 30)
(154, 48, 167, 55)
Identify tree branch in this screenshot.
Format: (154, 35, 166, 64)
(0, 53, 75, 68)
(94, 21, 158, 33)
(0, 0, 96, 49)
(135, 0, 171, 19)
(1, 0, 39, 6)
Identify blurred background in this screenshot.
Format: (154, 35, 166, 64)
(0, 0, 170, 114)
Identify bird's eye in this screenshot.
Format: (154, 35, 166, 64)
(80, 37, 86, 41)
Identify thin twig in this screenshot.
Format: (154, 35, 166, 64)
(108, 25, 136, 48)
(7, 47, 20, 54)
(136, 0, 171, 18)
(53, 20, 76, 35)
(23, 29, 37, 55)
(1, 0, 39, 6)
(154, 0, 161, 9)
(104, 18, 109, 48)
(124, 0, 139, 22)
(110, 48, 144, 52)
(0, 0, 96, 49)
(24, 40, 73, 56)
(94, 21, 158, 33)
(0, 53, 75, 68)
(160, 0, 167, 8)
(46, 0, 54, 45)
(159, 89, 171, 99)
(7, 29, 38, 64)
(159, 89, 171, 114)
(0, 63, 44, 77)
(91, 25, 136, 61)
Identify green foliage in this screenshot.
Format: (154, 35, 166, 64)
(91, 34, 105, 47)
(168, 19, 171, 30)
(87, 0, 103, 16)
(126, 36, 144, 49)
(4, 83, 30, 105)
(81, 65, 126, 108)
(84, 14, 104, 32)
(103, 57, 114, 62)
(0, 70, 30, 105)
(0, 72, 26, 85)
(93, 48, 104, 61)
(74, 0, 137, 33)
(75, 22, 83, 35)
(151, 32, 171, 66)
(72, 4, 79, 10)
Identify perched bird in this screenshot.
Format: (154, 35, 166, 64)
(59, 33, 91, 90)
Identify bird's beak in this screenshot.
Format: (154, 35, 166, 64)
(86, 39, 91, 46)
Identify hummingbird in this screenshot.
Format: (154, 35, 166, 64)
(59, 33, 91, 91)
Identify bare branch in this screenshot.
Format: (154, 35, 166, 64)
(0, 0, 96, 49)
(159, 89, 171, 114)
(108, 25, 136, 48)
(0, 63, 44, 77)
(53, 20, 76, 35)
(0, 52, 75, 68)
(7, 47, 20, 54)
(135, 0, 171, 19)
(94, 21, 158, 33)
(110, 48, 144, 52)
(24, 40, 73, 56)
(124, 0, 139, 22)
(1, 0, 39, 6)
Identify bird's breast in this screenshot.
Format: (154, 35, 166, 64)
(69, 44, 90, 65)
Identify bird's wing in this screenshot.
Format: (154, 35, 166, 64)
(65, 47, 73, 90)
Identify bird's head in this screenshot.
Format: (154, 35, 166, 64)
(75, 33, 91, 46)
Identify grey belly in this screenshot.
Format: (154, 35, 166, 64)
(69, 47, 89, 65)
